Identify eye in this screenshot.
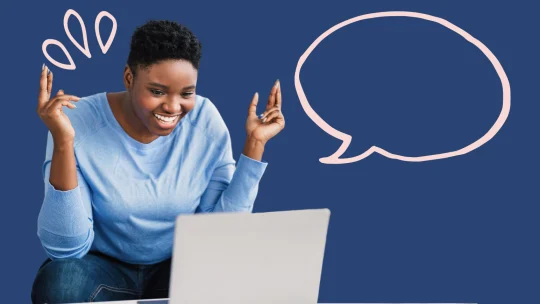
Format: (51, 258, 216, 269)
(182, 92, 194, 98)
(150, 89, 165, 96)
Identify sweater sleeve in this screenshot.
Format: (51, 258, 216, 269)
(37, 131, 95, 260)
(195, 134, 268, 213)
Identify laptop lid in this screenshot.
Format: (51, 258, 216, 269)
(168, 208, 331, 304)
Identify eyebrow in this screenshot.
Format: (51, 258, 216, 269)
(148, 82, 196, 90)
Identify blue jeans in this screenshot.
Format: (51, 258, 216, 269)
(31, 250, 171, 303)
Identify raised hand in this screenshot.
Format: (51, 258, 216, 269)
(246, 79, 285, 145)
(37, 64, 80, 145)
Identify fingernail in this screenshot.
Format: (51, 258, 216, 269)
(42, 63, 45, 71)
(274, 79, 279, 88)
(47, 66, 51, 75)
(277, 79, 280, 88)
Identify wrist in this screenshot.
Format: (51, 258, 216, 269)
(243, 136, 265, 161)
(246, 135, 266, 146)
(53, 138, 74, 151)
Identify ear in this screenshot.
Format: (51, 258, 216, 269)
(123, 64, 134, 90)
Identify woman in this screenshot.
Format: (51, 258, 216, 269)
(31, 20, 284, 303)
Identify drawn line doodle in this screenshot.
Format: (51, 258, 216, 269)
(295, 11, 511, 164)
(42, 9, 117, 70)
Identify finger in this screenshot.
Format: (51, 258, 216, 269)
(51, 94, 80, 102)
(262, 111, 280, 124)
(248, 92, 259, 116)
(46, 89, 67, 108)
(47, 99, 77, 114)
(47, 70, 54, 100)
(262, 110, 282, 124)
(45, 95, 80, 111)
(275, 80, 281, 108)
(260, 107, 280, 120)
(38, 64, 48, 108)
(60, 101, 77, 110)
(266, 79, 279, 110)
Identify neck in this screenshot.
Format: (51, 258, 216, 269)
(119, 91, 159, 144)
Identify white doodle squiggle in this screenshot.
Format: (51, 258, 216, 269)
(64, 9, 91, 58)
(42, 9, 117, 70)
(95, 11, 117, 54)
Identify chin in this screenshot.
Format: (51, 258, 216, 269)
(151, 126, 176, 136)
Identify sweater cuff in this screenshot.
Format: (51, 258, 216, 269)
(220, 153, 268, 209)
(238, 153, 268, 180)
(40, 179, 89, 236)
(46, 178, 81, 196)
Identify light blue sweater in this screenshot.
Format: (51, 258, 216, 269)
(37, 92, 268, 265)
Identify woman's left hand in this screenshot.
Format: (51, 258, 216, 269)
(245, 79, 285, 145)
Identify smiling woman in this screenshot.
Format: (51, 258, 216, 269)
(31, 20, 285, 303)
(109, 59, 198, 141)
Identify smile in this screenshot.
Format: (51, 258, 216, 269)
(153, 113, 180, 125)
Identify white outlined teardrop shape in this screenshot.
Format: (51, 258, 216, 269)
(64, 9, 92, 58)
(42, 39, 76, 70)
(95, 11, 117, 54)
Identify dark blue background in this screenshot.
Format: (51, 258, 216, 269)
(1, 0, 538, 303)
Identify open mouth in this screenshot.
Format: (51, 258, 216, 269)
(153, 113, 181, 128)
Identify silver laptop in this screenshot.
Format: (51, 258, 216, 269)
(162, 208, 331, 304)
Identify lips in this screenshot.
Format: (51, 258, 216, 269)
(153, 113, 180, 129)
(154, 113, 180, 121)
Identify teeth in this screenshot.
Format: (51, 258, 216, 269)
(154, 113, 178, 123)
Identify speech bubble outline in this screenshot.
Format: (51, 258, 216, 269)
(295, 11, 511, 164)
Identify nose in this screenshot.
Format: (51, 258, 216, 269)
(162, 96, 183, 114)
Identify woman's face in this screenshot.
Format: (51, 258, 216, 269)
(124, 59, 198, 137)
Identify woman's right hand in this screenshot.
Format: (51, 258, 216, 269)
(37, 64, 81, 145)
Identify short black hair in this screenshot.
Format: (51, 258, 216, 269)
(127, 20, 202, 76)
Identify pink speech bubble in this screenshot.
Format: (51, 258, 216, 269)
(295, 11, 511, 164)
